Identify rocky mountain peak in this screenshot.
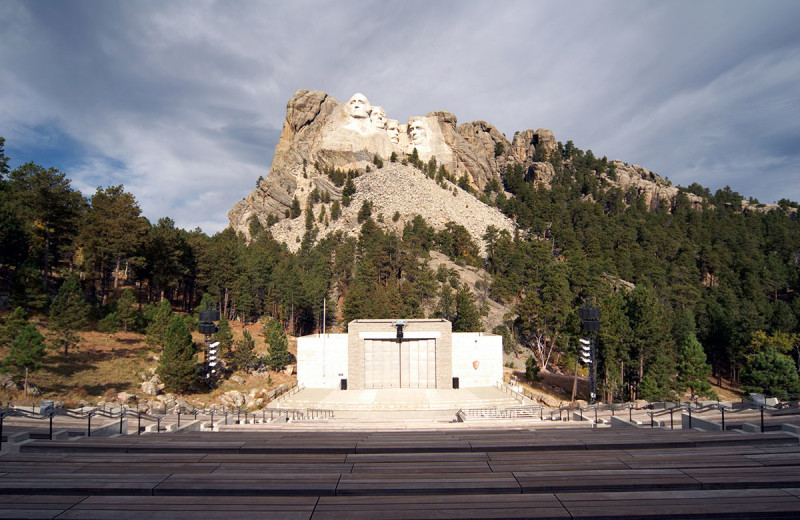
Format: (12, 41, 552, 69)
(228, 90, 711, 245)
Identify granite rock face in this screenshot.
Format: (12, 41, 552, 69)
(229, 90, 546, 240)
(603, 161, 705, 211)
(229, 90, 711, 244)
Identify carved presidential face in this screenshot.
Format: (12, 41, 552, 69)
(347, 93, 370, 119)
(369, 106, 387, 129)
(386, 119, 400, 144)
(408, 118, 427, 145)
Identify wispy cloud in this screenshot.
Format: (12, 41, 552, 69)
(2, 0, 799, 233)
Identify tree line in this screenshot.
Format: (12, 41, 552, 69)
(1, 134, 799, 400)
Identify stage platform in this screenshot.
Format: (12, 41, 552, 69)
(267, 386, 526, 412)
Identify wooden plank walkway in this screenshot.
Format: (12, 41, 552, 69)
(1, 428, 799, 518)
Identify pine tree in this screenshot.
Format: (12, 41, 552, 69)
(232, 274, 254, 323)
(156, 315, 196, 393)
(49, 276, 89, 355)
(79, 185, 147, 299)
(639, 347, 678, 402)
(98, 311, 120, 334)
(742, 349, 800, 399)
(0, 307, 28, 348)
(598, 292, 632, 402)
(290, 197, 301, 218)
(357, 200, 372, 223)
(8, 163, 86, 292)
(232, 329, 257, 373)
(116, 289, 138, 332)
(626, 284, 672, 398)
(434, 283, 456, 322)
(265, 319, 290, 371)
(342, 177, 356, 207)
(4, 322, 47, 396)
(304, 201, 315, 230)
(146, 298, 173, 348)
(677, 333, 715, 398)
(453, 284, 482, 332)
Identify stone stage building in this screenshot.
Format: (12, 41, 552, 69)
(297, 319, 502, 390)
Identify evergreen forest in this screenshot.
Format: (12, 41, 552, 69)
(2, 135, 799, 402)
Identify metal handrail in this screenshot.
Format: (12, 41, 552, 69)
(458, 405, 542, 421)
(495, 381, 536, 405)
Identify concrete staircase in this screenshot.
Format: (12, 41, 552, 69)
(269, 386, 524, 412)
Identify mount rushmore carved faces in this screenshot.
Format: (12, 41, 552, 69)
(342, 93, 429, 148)
(347, 93, 370, 119)
(386, 119, 401, 144)
(369, 106, 387, 129)
(408, 117, 427, 145)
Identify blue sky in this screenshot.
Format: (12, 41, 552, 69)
(2, 0, 799, 233)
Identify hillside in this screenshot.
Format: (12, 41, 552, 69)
(267, 163, 515, 254)
(2, 90, 799, 406)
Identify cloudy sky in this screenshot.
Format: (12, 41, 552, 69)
(2, 0, 798, 233)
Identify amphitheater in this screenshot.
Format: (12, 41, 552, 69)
(3, 383, 800, 519)
(2, 320, 800, 518)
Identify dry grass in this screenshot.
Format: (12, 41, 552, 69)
(1, 318, 298, 407)
(503, 366, 746, 405)
(2, 315, 746, 408)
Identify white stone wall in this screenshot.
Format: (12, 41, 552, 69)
(297, 334, 349, 389)
(297, 328, 502, 389)
(451, 333, 503, 388)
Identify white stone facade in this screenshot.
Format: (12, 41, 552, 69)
(296, 334, 348, 389)
(451, 332, 504, 388)
(297, 319, 502, 389)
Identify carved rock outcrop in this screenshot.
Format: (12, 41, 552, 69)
(229, 90, 551, 240)
(229, 90, 717, 244)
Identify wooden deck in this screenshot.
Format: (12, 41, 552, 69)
(1, 428, 800, 518)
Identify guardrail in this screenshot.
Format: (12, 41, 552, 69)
(0, 405, 169, 448)
(1, 395, 334, 446)
(457, 405, 543, 421)
(251, 407, 334, 423)
(669, 400, 782, 432)
(547, 403, 638, 423)
(495, 381, 536, 405)
(269, 382, 304, 405)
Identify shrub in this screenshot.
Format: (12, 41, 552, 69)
(525, 356, 542, 382)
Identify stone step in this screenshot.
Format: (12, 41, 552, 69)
(273, 398, 522, 412)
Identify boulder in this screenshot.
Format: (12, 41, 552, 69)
(140, 381, 160, 396)
(116, 392, 136, 404)
(0, 373, 18, 392)
(247, 397, 264, 409)
(230, 375, 245, 385)
(157, 393, 177, 409)
(220, 391, 246, 409)
(535, 394, 562, 408)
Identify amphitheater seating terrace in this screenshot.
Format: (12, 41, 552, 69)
(2, 426, 800, 518)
